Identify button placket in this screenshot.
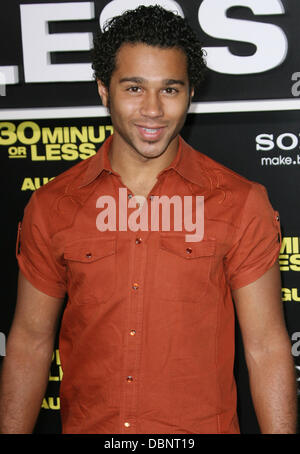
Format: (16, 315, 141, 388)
(121, 231, 147, 433)
(120, 181, 162, 433)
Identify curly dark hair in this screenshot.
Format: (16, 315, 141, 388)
(92, 5, 206, 89)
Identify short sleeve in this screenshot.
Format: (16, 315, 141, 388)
(16, 191, 67, 298)
(224, 182, 282, 290)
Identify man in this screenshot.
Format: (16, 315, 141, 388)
(0, 6, 297, 434)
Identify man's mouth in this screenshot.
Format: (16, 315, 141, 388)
(143, 127, 160, 133)
(136, 125, 165, 140)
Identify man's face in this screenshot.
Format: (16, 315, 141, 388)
(97, 43, 193, 161)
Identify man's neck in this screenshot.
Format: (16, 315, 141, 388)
(108, 136, 179, 197)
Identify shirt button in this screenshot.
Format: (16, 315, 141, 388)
(86, 252, 92, 259)
(126, 376, 133, 382)
(132, 283, 139, 290)
(130, 329, 136, 336)
(186, 247, 192, 254)
(124, 422, 131, 428)
(135, 238, 142, 244)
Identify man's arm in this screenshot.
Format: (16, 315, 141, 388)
(0, 271, 65, 434)
(232, 262, 297, 434)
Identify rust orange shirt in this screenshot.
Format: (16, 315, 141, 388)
(16, 135, 282, 434)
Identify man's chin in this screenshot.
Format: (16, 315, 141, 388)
(136, 145, 168, 160)
(135, 136, 177, 159)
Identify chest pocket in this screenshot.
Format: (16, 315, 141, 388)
(155, 235, 216, 303)
(64, 237, 116, 305)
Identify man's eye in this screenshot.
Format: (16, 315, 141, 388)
(163, 87, 178, 94)
(127, 86, 141, 93)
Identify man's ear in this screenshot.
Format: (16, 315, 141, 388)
(188, 86, 194, 108)
(97, 80, 109, 107)
(190, 86, 194, 102)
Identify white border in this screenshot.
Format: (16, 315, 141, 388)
(1, 99, 300, 120)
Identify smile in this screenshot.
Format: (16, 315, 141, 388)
(143, 127, 160, 133)
(136, 125, 165, 140)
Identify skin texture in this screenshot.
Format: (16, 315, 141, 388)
(0, 43, 297, 434)
(97, 43, 194, 197)
(232, 262, 297, 433)
(0, 271, 64, 433)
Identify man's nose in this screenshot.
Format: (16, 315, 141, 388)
(140, 91, 163, 118)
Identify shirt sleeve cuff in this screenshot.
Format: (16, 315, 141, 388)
(17, 253, 66, 299)
(229, 241, 281, 290)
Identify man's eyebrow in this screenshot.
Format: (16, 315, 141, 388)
(119, 77, 145, 84)
(164, 79, 186, 86)
(119, 77, 186, 85)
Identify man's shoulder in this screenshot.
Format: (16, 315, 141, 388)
(33, 152, 97, 202)
(185, 141, 272, 220)
(186, 141, 254, 193)
(23, 151, 100, 231)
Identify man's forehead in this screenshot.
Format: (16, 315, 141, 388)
(113, 42, 188, 75)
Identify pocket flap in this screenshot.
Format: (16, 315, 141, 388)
(159, 236, 215, 259)
(64, 237, 116, 263)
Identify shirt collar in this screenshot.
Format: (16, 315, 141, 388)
(79, 134, 205, 189)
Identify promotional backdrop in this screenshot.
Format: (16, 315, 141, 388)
(0, 0, 299, 434)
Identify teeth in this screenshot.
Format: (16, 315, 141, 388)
(143, 128, 158, 133)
